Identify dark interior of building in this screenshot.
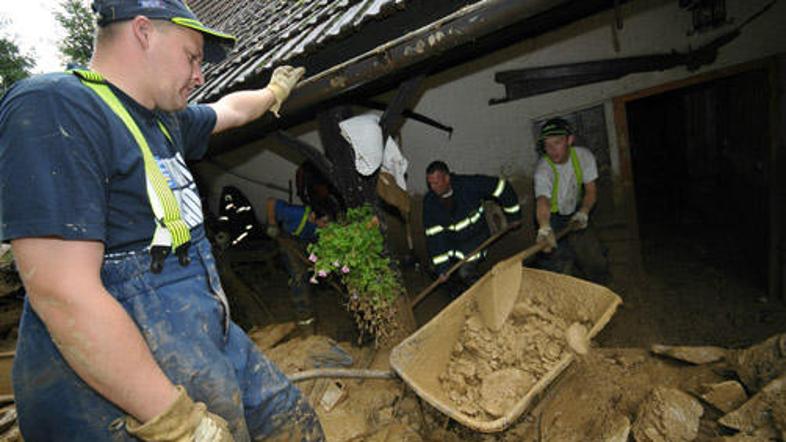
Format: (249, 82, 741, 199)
(627, 68, 771, 291)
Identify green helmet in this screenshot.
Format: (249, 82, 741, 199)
(537, 117, 573, 153)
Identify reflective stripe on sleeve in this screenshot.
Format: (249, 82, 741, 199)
(492, 178, 506, 198)
(503, 204, 521, 214)
(425, 225, 444, 236)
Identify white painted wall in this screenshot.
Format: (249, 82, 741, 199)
(199, 0, 786, 222)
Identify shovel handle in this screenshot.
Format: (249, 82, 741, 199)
(288, 368, 397, 382)
(411, 221, 522, 307)
(411, 223, 575, 308)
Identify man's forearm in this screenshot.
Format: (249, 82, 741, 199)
(31, 288, 178, 423)
(536, 196, 551, 229)
(579, 181, 597, 214)
(210, 88, 277, 133)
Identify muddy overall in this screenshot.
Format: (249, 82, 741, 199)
(13, 230, 324, 441)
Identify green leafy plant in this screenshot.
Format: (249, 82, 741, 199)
(307, 205, 401, 342)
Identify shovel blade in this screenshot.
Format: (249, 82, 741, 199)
(477, 256, 523, 331)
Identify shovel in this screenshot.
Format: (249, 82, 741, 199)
(475, 225, 574, 331)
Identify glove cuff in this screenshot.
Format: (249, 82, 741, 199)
(537, 226, 553, 236)
(126, 386, 202, 440)
(265, 84, 287, 117)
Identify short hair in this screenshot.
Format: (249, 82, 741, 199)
(426, 161, 450, 175)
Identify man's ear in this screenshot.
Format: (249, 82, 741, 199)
(567, 134, 576, 146)
(131, 16, 155, 50)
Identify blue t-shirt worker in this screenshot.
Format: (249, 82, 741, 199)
(266, 198, 332, 328)
(0, 1, 324, 441)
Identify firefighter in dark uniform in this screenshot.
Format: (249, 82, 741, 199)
(422, 161, 522, 297)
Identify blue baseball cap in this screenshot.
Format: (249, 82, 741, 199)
(91, 0, 236, 63)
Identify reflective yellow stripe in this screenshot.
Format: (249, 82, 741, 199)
(75, 71, 190, 250)
(293, 206, 312, 237)
(503, 204, 521, 214)
(468, 206, 484, 224)
(452, 218, 470, 232)
(545, 147, 583, 214)
(432, 249, 486, 265)
(425, 225, 444, 236)
(447, 206, 484, 232)
(492, 178, 506, 198)
(432, 253, 450, 265)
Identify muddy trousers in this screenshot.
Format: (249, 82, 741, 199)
(12, 235, 324, 441)
(277, 238, 314, 322)
(536, 214, 609, 284)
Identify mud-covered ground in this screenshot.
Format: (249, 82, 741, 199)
(215, 222, 786, 441)
(0, 222, 784, 441)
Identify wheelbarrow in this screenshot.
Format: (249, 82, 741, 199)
(288, 237, 622, 433)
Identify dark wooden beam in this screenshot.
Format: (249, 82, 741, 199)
(271, 131, 336, 189)
(380, 74, 426, 144)
(317, 107, 379, 208)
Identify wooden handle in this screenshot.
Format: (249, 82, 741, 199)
(411, 223, 574, 308)
(411, 221, 524, 307)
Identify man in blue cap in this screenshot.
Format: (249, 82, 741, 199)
(0, 0, 323, 440)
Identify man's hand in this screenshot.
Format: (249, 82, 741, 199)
(126, 386, 233, 442)
(266, 66, 306, 117)
(537, 226, 557, 253)
(570, 211, 589, 230)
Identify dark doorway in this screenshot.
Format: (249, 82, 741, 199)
(627, 68, 771, 290)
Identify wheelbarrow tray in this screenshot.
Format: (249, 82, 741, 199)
(390, 267, 622, 433)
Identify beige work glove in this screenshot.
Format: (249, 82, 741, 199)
(536, 226, 557, 253)
(126, 386, 233, 442)
(570, 211, 589, 230)
(266, 66, 306, 117)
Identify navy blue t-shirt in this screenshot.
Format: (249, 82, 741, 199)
(0, 73, 216, 252)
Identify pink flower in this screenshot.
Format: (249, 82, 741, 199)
(309, 276, 318, 284)
(332, 260, 340, 267)
(308, 253, 318, 263)
(341, 265, 350, 274)
(318, 270, 328, 278)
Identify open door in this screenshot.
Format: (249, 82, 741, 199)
(614, 58, 782, 299)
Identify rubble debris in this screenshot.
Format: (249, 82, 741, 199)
(728, 334, 786, 393)
(600, 414, 631, 442)
(479, 368, 535, 417)
(650, 344, 727, 365)
(248, 322, 296, 351)
(566, 322, 590, 355)
(631, 387, 704, 442)
(699, 380, 748, 413)
(265, 335, 353, 375)
(320, 380, 347, 412)
(439, 299, 572, 420)
(345, 423, 422, 442)
(718, 373, 786, 436)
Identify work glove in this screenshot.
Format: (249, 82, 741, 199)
(570, 211, 589, 230)
(536, 226, 557, 253)
(126, 386, 233, 442)
(266, 224, 280, 238)
(266, 65, 306, 117)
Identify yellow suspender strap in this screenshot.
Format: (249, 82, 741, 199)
(72, 70, 191, 250)
(293, 206, 312, 237)
(545, 147, 584, 214)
